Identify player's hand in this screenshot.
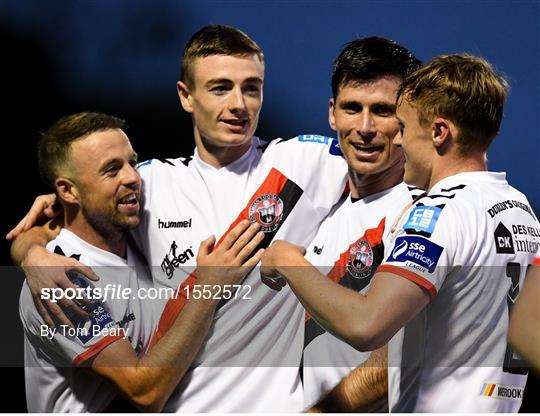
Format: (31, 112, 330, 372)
(196, 220, 265, 287)
(6, 194, 61, 240)
(260, 240, 306, 291)
(21, 245, 99, 327)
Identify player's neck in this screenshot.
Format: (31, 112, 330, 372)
(349, 159, 404, 199)
(64, 209, 127, 257)
(195, 135, 252, 169)
(428, 152, 487, 192)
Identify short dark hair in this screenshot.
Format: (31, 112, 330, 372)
(398, 54, 510, 153)
(38, 112, 126, 188)
(331, 36, 421, 98)
(181, 25, 264, 88)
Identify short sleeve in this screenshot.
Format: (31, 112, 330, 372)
(379, 204, 460, 300)
(20, 283, 124, 367)
(266, 135, 348, 216)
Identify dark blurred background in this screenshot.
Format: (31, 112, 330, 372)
(1, 0, 538, 412)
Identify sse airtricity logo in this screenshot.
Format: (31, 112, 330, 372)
(249, 194, 284, 233)
(388, 236, 443, 273)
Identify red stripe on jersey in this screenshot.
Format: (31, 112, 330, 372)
(487, 383, 496, 397)
(305, 217, 386, 323)
(377, 264, 437, 301)
(214, 167, 289, 247)
(148, 274, 198, 348)
(153, 168, 290, 341)
(72, 334, 124, 366)
(533, 257, 540, 266)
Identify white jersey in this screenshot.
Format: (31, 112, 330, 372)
(20, 229, 155, 413)
(303, 182, 420, 407)
(379, 172, 539, 412)
(133, 135, 347, 412)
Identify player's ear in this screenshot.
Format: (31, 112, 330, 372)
(55, 176, 79, 205)
(177, 81, 193, 113)
(328, 98, 337, 131)
(432, 117, 453, 149)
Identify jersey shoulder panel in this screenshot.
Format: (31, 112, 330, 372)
(136, 156, 191, 178)
(261, 134, 347, 214)
(264, 134, 342, 158)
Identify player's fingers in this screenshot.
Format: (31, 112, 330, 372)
(231, 223, 262, 256)
(242, 248, 265, 269)
(58, 297, 90, 321)
(198, 235, 216, 257)
(5, 215, 29, 240)
(43, 203, 62, 219)
(23, 193, 58, 231)
(31, 296, 55, 328)
(218, 220, 251, 251)
(56, 274, 93, 314)
(236, 231, 265, 263)
(24, 196, 54, 228)
(67, 264, 100, 282)
(45, 300, 77, 329)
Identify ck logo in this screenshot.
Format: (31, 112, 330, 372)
(494, 222, 515, 254)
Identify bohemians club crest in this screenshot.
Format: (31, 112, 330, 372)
(347, 240, 374, 279)
(249, 194, 284, 232)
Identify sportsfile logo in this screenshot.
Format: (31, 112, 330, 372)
(388, 236, 443, 273)
(481, 383, 524, 400)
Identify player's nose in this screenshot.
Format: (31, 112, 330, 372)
(228, 87, 247, 112)
(121, 163, 141, 189)
(357, 111, 377, 138)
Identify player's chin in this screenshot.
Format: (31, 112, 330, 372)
(116, 214, 141, 230)
(348, 157, 384, 176)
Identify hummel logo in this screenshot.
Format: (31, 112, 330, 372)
(158, 218, 192, 229)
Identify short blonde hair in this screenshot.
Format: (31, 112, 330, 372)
(399, 54, 510, 153)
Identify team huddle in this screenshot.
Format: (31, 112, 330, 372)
(9, 25, 540, 413)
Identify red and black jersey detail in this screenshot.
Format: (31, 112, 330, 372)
(304, 218, 386, 348)
(152, 168, 304, 344)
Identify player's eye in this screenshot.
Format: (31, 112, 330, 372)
(210, 85, 229, 95)
(244, 84, 261, 96)
(104, 164, 120, 176)
(372, 104, 396, 117)
(342, 103, 362, 114)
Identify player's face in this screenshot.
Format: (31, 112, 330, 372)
(70, 129, 141, 234)
(179, 54, 264, 154)
(394, 98, 434, 189)
(330, 76, 404, 177)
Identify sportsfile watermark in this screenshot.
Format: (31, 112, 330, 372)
(36, 266, 253, 303)
(40, 283, 253, 303)
(7, 265, 538, 369)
